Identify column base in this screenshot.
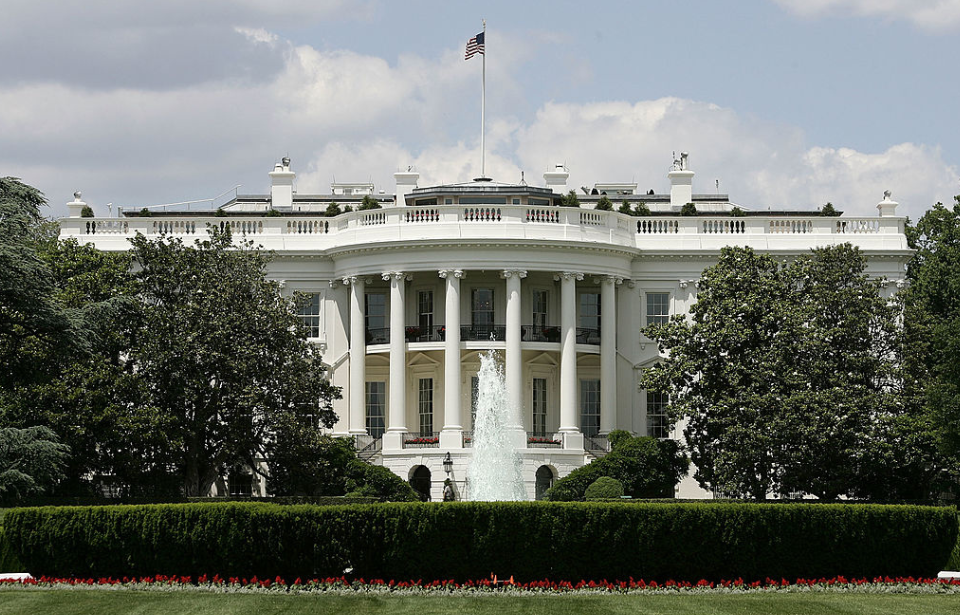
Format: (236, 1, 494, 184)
(560, 431, 583, 450)
(440, 429, 463, 449)
(382, 430, 405, 451)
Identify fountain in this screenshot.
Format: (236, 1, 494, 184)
(466, 351, 526, 500)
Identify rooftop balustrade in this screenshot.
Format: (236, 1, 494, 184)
(62, 205, 907, 254)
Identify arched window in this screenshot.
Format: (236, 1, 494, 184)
(410, 465, 432, 501)
(535, 465, 556, 501)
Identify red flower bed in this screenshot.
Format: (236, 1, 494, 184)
(3, 574, 960, 594)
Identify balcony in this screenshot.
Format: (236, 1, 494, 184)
(402, 432, 440, 449)
(368, 324, 601, 346)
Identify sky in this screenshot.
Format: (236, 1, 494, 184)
(2, 0, 958, 221)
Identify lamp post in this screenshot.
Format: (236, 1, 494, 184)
(442, 452, 453, 475)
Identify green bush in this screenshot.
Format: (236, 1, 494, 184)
(344, 460, 418, 502)
(0, 526, 24, 572)
(4, 502, 955, 582)
(680, 202, 697, 216)
(546, 435, 687, 501)
(585, 477, 624, 500)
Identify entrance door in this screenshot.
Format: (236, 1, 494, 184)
(410, 465, 432, 501)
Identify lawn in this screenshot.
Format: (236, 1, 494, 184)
(1, 590, 960, 615)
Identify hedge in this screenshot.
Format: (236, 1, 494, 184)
(4, 502, 956, 582)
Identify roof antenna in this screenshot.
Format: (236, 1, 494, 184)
(520, 170, 526, 186)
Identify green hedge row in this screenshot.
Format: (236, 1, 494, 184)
(5, 502, 956, 582)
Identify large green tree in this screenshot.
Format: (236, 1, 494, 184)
(128, 228, 340, 496)
(642, 244, 912, 499)
(904, 198, 960, 491)
(0, 426, 70, 503)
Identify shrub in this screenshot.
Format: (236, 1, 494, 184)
(545, 435, 687, 501)
(560, 190, 580, 208)
(80, 205, 94, 218)
(4, 502, 955, 582)
(344, 460, 419, 502)
(618, 200, 632, 214)
(358, 195, 382, 211)
(634, 202, 651, 216)
(0, 526, 24, 572)
(680, 202, 697, 216)
(731, 206, 746, 217)
(820, 202, 841, 216)
(595, 196, 613, 211)
(585, 477, 624, 500)
(324, 202, 342, 217)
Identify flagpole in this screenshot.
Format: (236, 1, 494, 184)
(481, 19, 486, 179)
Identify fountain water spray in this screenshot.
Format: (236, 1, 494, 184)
(466, 351, 526, 500)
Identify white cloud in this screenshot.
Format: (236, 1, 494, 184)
(0, 27, 955, 223)
(772, 0, 960, 31)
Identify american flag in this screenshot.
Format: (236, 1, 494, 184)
(465, 31, 485, 60)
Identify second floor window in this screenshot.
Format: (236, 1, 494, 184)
(418, 290, 434, 332)
(579, 292, 600, 330)
(532, 377, 547, 436)
(365, 293, 386, 330)
(646, 390, 670, 439)
(472, 288, 494, 327)
(532, 289, 548, 331)
(297, 292, 321, 338)
(646, 292, 670, 327)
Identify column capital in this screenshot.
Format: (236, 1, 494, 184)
(595, 275, 623, 286)
(554, 271, 584, 282)
(439, 269, 465, 280)
(341, 275, 358, 286)
(382, 271, 411, 282)
(500, 269, 528, 280)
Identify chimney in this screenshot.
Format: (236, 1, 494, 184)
(668, 152, 694, 210)
(877, 190, 899, 217)
(269, 157, 295, 210)
(394, 166, 419, 207)
(543, 164, 569, 194)
(67, 191, 86, 218)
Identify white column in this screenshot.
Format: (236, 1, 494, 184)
(440, 269, 464, 448)
(502, 269, 526, 429)
(557, 272, 582, 443)
(600, 276, 621, 434)
(347, 276, 366, 434)
(384, 272, 408, 449)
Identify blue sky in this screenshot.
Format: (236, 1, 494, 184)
(2, 0, 957, 220)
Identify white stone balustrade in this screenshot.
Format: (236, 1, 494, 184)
(61, 207, 907, 253)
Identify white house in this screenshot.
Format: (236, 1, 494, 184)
(60, 154, 911, 501)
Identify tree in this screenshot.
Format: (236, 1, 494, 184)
(904, 198, 960, 492)
(641, 245, 907, 499)
(0, 426, 70, 503)
(0, 178, 86, 391)
(324, 202, 342, 217)
(358, 195, 381, 211)
(128, 227, 340, 496)
(680, 202, 697, 216)
(560, 190, 580, 208)
(618, 200, 632, 215)
(820, 202, 840, 217)
(595, 196, 613, 211)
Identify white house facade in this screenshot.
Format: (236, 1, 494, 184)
(60, 155, 911, 501)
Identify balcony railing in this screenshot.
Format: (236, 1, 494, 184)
(527, 432, 562, 448)
(375, 324, 601, 345)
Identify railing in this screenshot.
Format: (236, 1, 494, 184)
(461, 324, 506, 341)
(521, 324, 561, 343)
(463, 431, 473, 448)
(64, 208, 902, 252)
(576, 327, 601, 345)
(584, 433, 611, 456)
(403, 432, 440, 448)
(404, 324, 445, 342)
(353, 434, 382, 461)
(365, 328, 390, 345)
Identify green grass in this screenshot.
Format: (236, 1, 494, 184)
(1, 590, 959, 615)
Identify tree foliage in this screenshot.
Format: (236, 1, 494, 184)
(560, 190, 580, 208)
(641, 245, 918, 500)
(128, 227, 340, 496)
(0, 426, 70, 502)
(595, 195, 613, 211)
(904, 197, 960, 491)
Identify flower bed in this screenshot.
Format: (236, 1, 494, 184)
(3, 574, 960, 595)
